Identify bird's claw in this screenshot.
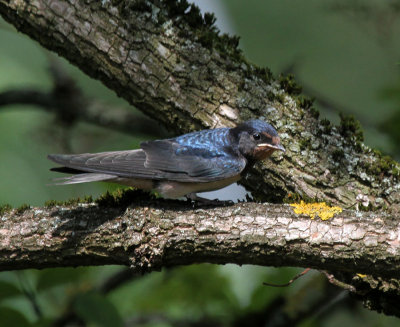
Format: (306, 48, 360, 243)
(186, 193, 234, 208)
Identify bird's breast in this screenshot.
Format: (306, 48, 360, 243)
(155, 175, 242, 199)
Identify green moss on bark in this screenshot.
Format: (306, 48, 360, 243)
(16, 204, 30, 214)
(0, 204, 12, 215)
(278, 74, 302, 95)
(44, 195, 93, 208)
(366, 151, 400, 178)
(339, 113, 364, 143)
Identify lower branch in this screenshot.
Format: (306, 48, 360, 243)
(1, 200, 398, 278)
(2, 197, 400, 316)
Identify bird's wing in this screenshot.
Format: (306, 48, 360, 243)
(140, 139, 246, 181)
(48, 141, 246, 182)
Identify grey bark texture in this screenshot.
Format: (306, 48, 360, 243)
(0, 0, 400, 316)
(1, 201, 398, 276)
(1, 199, 400, 315)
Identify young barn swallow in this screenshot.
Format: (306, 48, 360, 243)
(48, 119, 285, 201)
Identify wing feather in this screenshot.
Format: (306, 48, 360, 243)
(49, 138, 246, 182)
(140, 139, 246, 181)
(48, 150, 160, 179)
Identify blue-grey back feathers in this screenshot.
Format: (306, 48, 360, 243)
(48, 119, 280, 187)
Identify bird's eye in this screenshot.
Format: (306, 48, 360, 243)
(253, 133, 261, 140)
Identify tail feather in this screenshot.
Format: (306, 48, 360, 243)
(50, 167, 85, 174)
(49, 173, 116, 185)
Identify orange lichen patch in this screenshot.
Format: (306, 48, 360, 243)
(290, 201, 342, 220)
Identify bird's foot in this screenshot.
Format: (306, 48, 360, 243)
(186, 193, 234, 208)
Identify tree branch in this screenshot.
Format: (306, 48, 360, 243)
(1, 201, 398, 278)
(0, 88, 160, 136)
(0, 58, 165, 138)
(0, 0, 398, 213)
(2, 198, 400, 315)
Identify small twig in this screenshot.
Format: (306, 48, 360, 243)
(263, 268, 311, 287)
(321, 271, 356, 293)
(98, 268, 139, 294)
(345, 202, 357, 210)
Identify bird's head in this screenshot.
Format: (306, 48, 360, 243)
(230, 119, 285, 161)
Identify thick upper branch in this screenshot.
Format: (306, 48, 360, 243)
(0, 0, 398, 213)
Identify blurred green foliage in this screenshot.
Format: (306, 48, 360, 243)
(1, 0, 400, 326)
(226, 0, 400, 159)
(74, 292, 124, 327)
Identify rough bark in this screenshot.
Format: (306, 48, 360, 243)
(0, 201, 398, 277)
(0, 0, 398, 213)
(2, 199, 400, 316)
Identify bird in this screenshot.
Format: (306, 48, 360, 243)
(48, 119, 285, 202)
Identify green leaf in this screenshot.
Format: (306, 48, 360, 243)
(36, 267, 89, 292)
(73, 293, 123, 327)
(31, 318, 52, 327)
(0, 307, 31, 327)
(0, 280, 22, 301)
(109, 264, 239, 319)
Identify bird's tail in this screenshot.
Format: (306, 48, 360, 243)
(49, 173, 116, 185)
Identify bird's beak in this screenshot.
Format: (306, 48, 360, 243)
(256, 143, 285, 152)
